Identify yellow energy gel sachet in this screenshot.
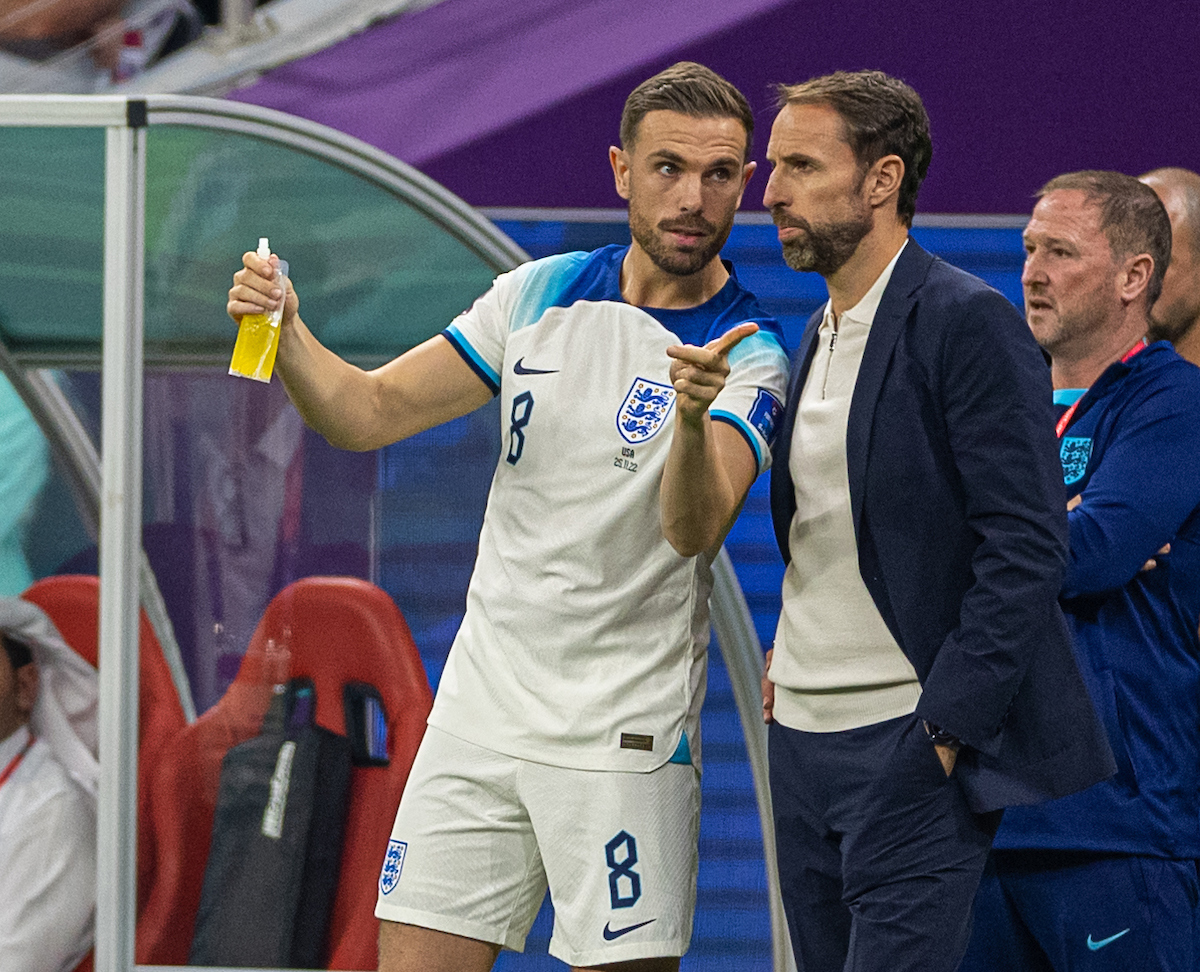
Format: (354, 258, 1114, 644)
(230, 238, 288, 382)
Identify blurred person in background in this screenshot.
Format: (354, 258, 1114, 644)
(0, 0, 200, 84)
(1140, 167, 1200, 366)
(0, 597, 98, 972)
(0, 0, 124, 62)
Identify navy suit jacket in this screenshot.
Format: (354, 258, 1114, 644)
(769, 239, 1114, 813)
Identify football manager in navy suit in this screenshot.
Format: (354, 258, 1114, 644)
(753, 71, 1115, 972)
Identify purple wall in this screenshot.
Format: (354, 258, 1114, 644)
(235, 0, 1200, 213)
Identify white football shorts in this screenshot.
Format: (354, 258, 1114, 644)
(375, 725, 700, 967)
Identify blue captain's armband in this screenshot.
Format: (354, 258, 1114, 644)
(748, 388, 784, 448)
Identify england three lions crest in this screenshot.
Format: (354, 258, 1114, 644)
(617, 377, 676, 444)
(1060, 436, 1093, 486)
(379, 839, 407, 895)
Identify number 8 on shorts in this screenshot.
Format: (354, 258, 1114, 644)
(606, 831, 642, 908)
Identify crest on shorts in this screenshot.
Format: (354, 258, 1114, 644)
(617, 378, 675, 444)
(1060, 436, 1093, 486)
(379, 839, 407, 895)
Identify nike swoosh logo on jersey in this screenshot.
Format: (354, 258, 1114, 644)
(1087, 928, 1130, 951)
(602, 918, 656, 940)
(513, 357, 558, 375)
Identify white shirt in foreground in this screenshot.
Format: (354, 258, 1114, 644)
(0, 724, 96, 972)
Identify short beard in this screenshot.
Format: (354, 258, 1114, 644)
(1148, 304, 1200, 345)
(1028, 288, 1113, 360)
(629, 209, 729, 278)
(778, 206, 874, 277)
(1148, 315, 1187, 344)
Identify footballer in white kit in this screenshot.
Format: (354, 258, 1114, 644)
(375, 243, 788, 966)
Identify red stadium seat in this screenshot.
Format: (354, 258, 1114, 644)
(137, 576, 433, 969)
(135, 656, 272, 964)
(21, 574, 188, 933)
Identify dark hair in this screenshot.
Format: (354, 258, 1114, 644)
(776, 70, 932, 227)
(1039, 170, 1172, 307)
(2, 633, 32, 670)
(620, 61, 754, 162)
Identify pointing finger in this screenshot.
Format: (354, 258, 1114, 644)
(707, 322, 759, 358)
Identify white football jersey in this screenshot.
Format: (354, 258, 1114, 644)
(427, 245, 789, 772)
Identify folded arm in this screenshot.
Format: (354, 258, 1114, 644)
(1063, 385, 1200, 597)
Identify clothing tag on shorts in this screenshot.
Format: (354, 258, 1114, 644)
(620, 733, 654, 752)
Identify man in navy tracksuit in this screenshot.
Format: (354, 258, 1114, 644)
(960, 171, 1200, 971)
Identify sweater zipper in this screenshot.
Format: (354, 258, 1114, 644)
(822, 327, 838, 400)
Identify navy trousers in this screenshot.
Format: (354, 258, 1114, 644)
(769, 713, 999, 972)
(958, 850, 1200, 971)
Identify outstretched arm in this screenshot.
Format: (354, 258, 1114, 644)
(228, 251, 493, 451)
(0, 0, 122, 40)
(660, 323, 760, 557)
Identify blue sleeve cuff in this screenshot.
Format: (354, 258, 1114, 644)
(711, 410, 764, 470)
(443, 326, 500, 395)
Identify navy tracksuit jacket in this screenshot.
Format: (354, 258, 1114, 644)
(996, 341, 1200, 858)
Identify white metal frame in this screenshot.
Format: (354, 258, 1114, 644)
(97, 114, 146, 972)
(0, 94, 145, 972)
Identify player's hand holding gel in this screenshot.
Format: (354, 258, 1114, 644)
(229, 237, 288, 382)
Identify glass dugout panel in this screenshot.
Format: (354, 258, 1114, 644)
(0, 124, 504, 366)
(1, 107, 515, 968)
(0, 127, 105, 358)
(65, 365, 497, 968)
(24, 119, 512, 965)
(142, 125, 500, 366)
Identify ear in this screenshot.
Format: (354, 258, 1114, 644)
(14, 663, 37, 719)
(735, 160, 757, 206)
(610, 146, 632, 202)
(865, 154, 905, 212)
(1117, 253, 1154, 305)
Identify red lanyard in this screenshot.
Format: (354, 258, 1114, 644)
(0, 733, 34, 790)
(1056, 340, 1147, 439)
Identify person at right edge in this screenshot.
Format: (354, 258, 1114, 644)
(1140, 167, 1200, 367)
(959, 171, 1200, 971)
(756, 71, 1115, 972)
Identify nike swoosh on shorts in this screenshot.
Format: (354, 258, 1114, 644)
(602, 918, 657, 941)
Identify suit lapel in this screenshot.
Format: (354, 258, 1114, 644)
(770, 309, 824, 561)
(778, 312, 824, 459)
(846, 239, 935, 534)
